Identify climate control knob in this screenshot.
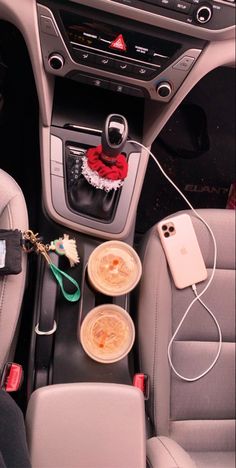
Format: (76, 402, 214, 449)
(195, 5, 212, 24)
(156, 82, 172, 98)
(48, 53, 64, 70)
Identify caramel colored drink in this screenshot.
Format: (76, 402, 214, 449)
(80, 304, 135, 363)
(87, 241, 142, 296)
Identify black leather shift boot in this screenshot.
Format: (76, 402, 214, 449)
(69, 176, 119, 221)
(66, 145, 120, 221)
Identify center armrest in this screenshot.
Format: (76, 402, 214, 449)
(26, 382, 146, 468)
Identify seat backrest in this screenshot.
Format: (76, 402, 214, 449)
(137, 209, 235, 453)
(0, 169, 28, 369)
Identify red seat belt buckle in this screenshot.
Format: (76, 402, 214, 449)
(133, 373, 149, 400)
(0, 363, 23, 392)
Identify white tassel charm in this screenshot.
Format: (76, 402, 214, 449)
(49, 234, 80, 267)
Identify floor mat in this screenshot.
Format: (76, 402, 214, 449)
(136, 67, 236, 234)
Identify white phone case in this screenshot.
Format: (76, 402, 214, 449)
(157, 213, 207, 289)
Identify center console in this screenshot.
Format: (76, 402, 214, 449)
(50, 117, 142, 235)
(29, 0, 234, 390)
(46, 77, 147, 239)
(36, 0, 215, 240)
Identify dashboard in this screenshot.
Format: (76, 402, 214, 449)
(37, 0, 235, 102)
(0, 0, 234, 127)
(38, 1, 205, 102)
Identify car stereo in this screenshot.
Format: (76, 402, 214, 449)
(95, 0, 236, 30)
(62, 9, 180, 77)
(37, 2, 205, 101)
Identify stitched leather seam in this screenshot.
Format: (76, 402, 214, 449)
(0, 192, 19, 220)
(146, 456, 153, 468)
(152, 271, 159, 429)
(0, 276, 7, 322)
(140, 228, 161, 426)
(138, 227, 156, 400)
(153, 253, 171, 433)
(0, 202, 12, 322)
(158, 438, 180, 467)
(6, 203, 26, 341)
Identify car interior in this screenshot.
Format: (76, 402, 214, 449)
(0, 0, 235, 467)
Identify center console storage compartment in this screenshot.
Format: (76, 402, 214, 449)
(29, 77, 145, 392)
(28, 231, 137, 393)
(26, 382, 146, 468)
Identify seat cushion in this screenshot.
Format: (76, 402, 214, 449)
(0, 169, 28, 368)
(147, 437, 196, 467)
(189, 451, 235, 468)
(147, 438, 235, 468)
(137, 209, 235, 460)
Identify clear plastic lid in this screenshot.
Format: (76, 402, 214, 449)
(80, 304, 135, 364)
(87, 241, 142, 296)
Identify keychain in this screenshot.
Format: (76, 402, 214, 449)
(23, 230, 81, 303)
(49, 234, 80, 267)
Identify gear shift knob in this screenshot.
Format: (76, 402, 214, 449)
(101, 114, 128, 159)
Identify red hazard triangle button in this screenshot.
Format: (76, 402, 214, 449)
(109, 34, 127, 51)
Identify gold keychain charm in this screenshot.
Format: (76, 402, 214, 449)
(22, 230, 81, 302)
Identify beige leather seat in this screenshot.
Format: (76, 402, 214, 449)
(137, 209, 235, 468)
(0, 169, 28, 370)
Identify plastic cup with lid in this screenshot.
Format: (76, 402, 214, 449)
(87, 240, 142, 296)
(80, 304, 135, 364)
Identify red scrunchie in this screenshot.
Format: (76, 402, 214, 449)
(86, 145, 128, 181)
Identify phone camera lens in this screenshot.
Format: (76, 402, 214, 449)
(162, 225, 168, 231)
(164, 232, 170, 238)
(169, 226, 175, 233)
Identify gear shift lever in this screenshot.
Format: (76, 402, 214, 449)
(101, 114, 128, 162)
(83, 114, 129, 191)
(66, 114, 129, 221)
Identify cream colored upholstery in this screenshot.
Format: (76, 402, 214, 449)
(0, 169, 28, 369)
(26, 383, 146, 468)
(137, 209, 235, 468)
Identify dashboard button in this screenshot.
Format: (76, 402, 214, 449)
(48, 54, 64, 70)
(110, 83, 127, 94)
(114, 60, 133, 74)
(157, 0, 174, 9)
(173, 56, 195, 71)
(95, 55, 115, 69)
(173, 0, 191, 12)
(110, 82, 143, 97)
(195, 5, 212, 23)
(69, 73, 110, 89)
(131, 65, 156, 80)
(90, 77, 110, 89)
(40, 16, 58, 37)
(156, 81, 172, 98)
(51, 161, 63, 177)
(73, 49, 97, 65)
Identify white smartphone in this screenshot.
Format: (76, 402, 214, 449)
(157, 213, 207, 289)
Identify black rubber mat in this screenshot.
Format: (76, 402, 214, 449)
(136, 67, 236, 234)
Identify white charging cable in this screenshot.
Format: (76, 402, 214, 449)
(128, 139, 222, 381)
